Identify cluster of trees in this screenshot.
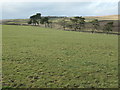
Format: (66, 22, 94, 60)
(28, 13, 114, 34)
(60, 17, 114, 33)
(103, 22, 114, 34)
(28, 13, 52, 28)
(59, 16, 85, 31)
(28, 13, 41, 25)
(90, 19, 99, 33)
(70, 16, 85, 31)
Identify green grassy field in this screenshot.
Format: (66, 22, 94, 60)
(2, 25, 118, 88)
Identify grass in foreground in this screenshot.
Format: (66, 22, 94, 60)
(2, 25, 118, 88)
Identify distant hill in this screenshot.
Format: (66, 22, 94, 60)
(84, 15, 118, 21)
(2, 19, 29, 25)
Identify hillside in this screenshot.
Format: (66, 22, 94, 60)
(1, 15, 119, 32)
(84, 15, 118, 21)
(2, 15, 118, 24)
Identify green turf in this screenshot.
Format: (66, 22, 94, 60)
(2, 25, 118, 88)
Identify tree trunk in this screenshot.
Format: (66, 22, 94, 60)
(50, 23, 52, 28)
(45, 23, 47, 27)
(48, 23, 49, 27)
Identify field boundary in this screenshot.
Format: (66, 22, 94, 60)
(3, 24, 119, 35)
(64, 29, 120, 35)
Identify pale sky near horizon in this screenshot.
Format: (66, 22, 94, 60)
(1, 0, 119, 19)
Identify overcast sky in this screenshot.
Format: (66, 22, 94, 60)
(1, 1, 118, 19)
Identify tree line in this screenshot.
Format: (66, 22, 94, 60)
(28, 13, 114, 34)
